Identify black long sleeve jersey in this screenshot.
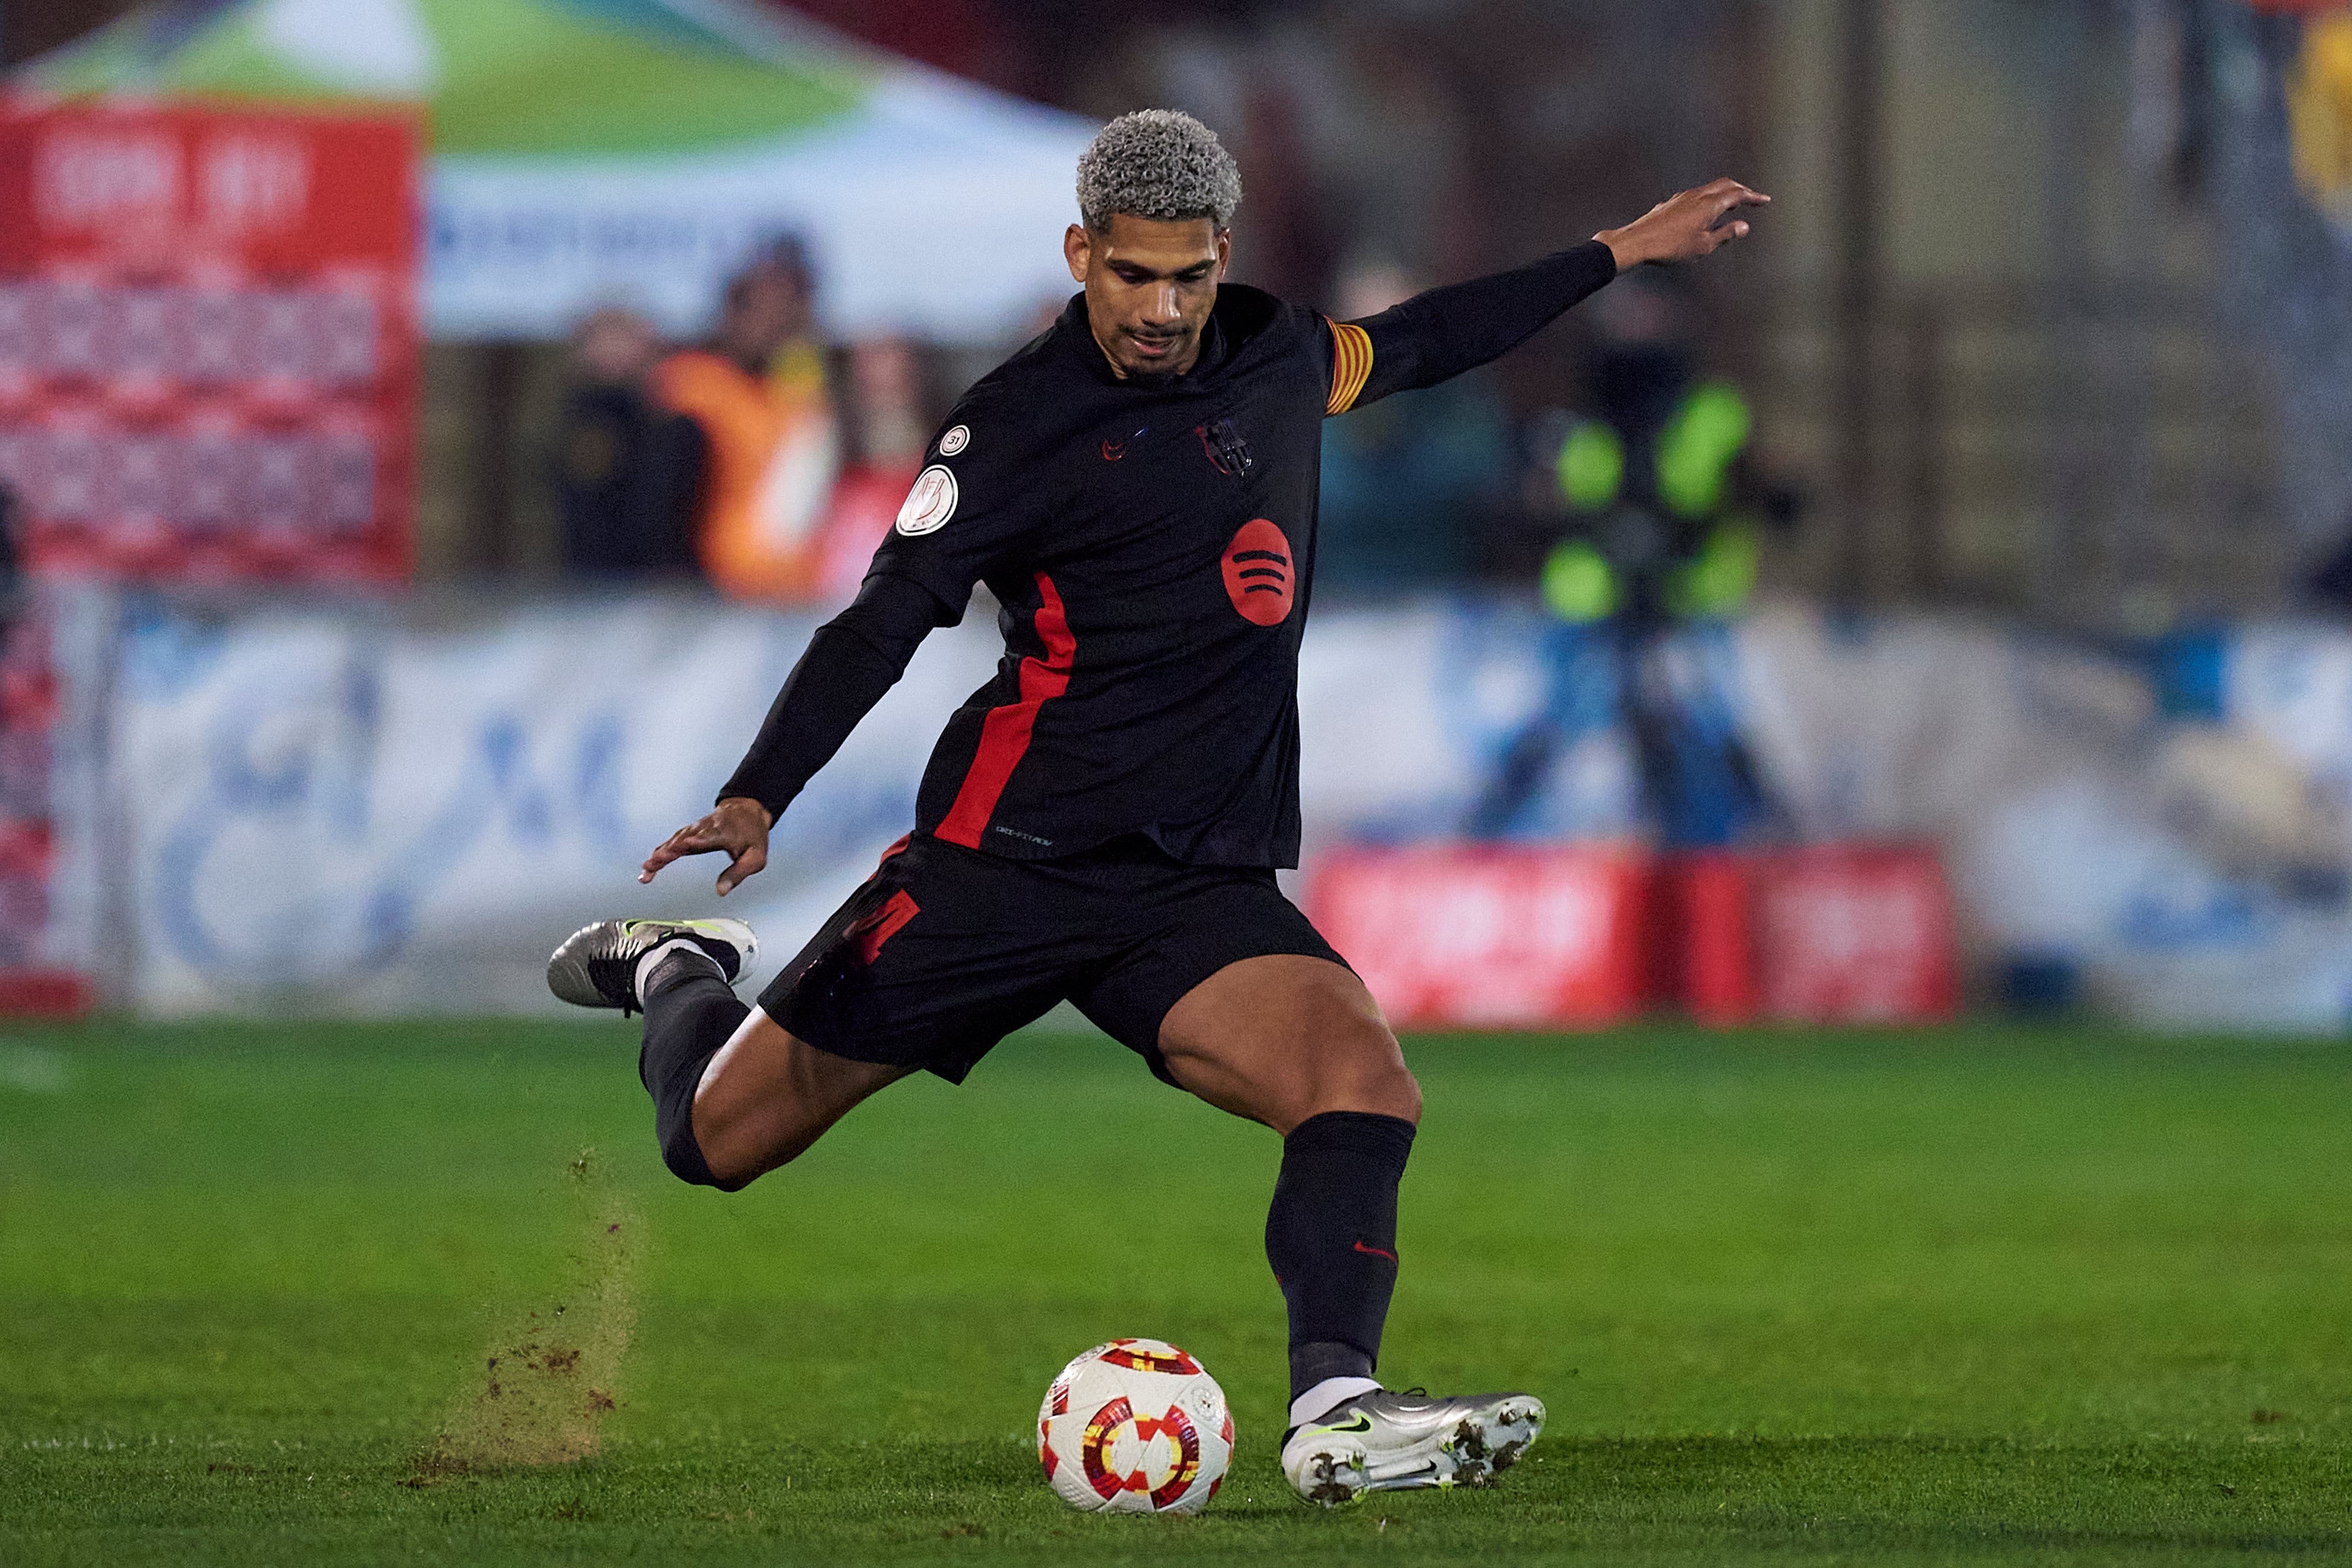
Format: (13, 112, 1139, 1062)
(720, 239, 1621, 869)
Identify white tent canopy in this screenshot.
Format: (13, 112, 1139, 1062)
(426, 69, 1095, 340)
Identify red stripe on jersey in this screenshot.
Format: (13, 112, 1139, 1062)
(936, 571, 1076, 848)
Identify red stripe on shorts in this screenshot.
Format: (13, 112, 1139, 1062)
(847, 889, 919, 964)
(936, 571, 1075, 848)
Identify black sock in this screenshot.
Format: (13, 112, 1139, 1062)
(637, 948, 747, 1190)
(1264, 1110, 1417, 1402)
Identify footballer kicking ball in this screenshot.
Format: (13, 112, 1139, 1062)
(1037, 1338, 1232, 1514)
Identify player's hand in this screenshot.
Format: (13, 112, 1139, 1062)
(1596, 178, 1770, 270)
(640, 796, 774, 895)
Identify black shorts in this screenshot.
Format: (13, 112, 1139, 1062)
(759, 833, 1348, 1085)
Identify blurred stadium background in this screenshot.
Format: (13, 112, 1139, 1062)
(1, 0, 2350, 1030)
(4, 2, 2352, 1560)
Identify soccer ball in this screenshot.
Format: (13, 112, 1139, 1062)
(1037, 1338, 1232, 1514)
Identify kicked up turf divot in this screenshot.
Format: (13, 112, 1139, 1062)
(410, 1149, 639, 1479)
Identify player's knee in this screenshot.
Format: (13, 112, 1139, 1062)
(677, 1156, 754, 1194)
(1312, 1012, 1420, 1126)
(673, 1095, 802, 1191)
(662, 1119, 754, 1192)
(1355, 1045, 1422, 1126)
(690, 1116, 832, 1191)
(1384, 1059, 1424, 1125)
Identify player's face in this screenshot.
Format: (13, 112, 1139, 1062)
(1065, 215, 1230, 381)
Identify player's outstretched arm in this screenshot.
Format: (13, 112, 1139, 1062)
(640, 795, 773, 895)
(1595, 178, 1770, 270)
(1328, 177, 1770, 412)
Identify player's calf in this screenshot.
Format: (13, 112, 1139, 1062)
(1265, 1109, 1414, 1407)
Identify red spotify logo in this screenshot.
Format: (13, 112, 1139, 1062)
(1221, 519, 1294, 625)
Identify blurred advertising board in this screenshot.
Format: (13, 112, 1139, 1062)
(0, 102, 416, 1011)
(1675, 847, 1959, 1027)
(1308, 845, 1652, 1029)
(0, 101, 418, 582)
(0, 593, 85, 1014)
(1307, 842, 1959, 1031)
(99, 591, 984, 1017)
(40, 591, 2352, 1029)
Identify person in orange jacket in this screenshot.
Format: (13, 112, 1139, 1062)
(653, 238, 841, 601)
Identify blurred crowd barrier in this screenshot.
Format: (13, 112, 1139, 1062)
(18, 589, 2352, 1032)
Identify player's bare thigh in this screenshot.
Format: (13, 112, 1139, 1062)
(692, 1006, 912, 1187)
(1155, 954, 1421, 1135)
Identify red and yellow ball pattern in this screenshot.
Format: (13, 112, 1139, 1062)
(1037, 1338, 1231, 1514)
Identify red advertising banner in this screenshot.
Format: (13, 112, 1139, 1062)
(1675, 846, 1960, 1026)
(1308, 844, 1653, 1029)
(1746, 846, 1959, 1024)
(1310, 841, 1960, 1032)
(0, 101, 419, 582)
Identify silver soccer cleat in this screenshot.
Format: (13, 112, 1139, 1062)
(546, 917, 757, 1013)
(1280, 1388, 1546, 1506)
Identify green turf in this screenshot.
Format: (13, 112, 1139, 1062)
(2, 1018, 2348, 1564)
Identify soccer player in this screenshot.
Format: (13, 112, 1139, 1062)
(551, 111, 1765, 1505)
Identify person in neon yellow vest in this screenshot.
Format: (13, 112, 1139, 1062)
(1468, 275, 1793, 845)
(1541, 376, 1763, 626)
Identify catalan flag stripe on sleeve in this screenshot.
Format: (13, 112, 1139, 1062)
(1325, 319, 1374, 416)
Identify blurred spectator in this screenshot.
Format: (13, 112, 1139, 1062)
(551, 307, 703, 580)
(1528, 271, 1796, 630)
(653, 238, 842, 601)
(817, 337, 933, 604)
(1468, 272, 1796, 847)
(2288, 9, 2352, 220)
(1315, 258, 1511, 594)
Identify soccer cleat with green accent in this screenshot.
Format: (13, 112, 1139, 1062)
(546, 918, 757, 1014)
(1279, 1388, 1545, 1506)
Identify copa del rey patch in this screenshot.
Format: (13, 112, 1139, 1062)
(896, 464, 958, 536)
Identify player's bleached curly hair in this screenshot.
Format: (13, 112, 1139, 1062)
(1075, 109, 1242, 232)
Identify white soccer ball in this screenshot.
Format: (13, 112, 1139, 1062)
(1037, 1338, 1232, 1514)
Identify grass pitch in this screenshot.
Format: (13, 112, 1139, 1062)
(2, 1017, 2348, 1565)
